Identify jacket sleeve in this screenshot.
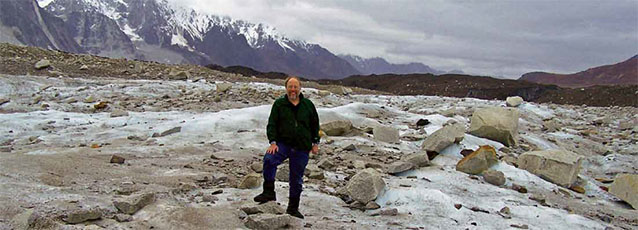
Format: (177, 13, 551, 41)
(309, 101, 320, 144)
(266, 102, 278, 143)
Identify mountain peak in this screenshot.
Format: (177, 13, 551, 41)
(520, 56, 638, 87)
(10, 0, 358, 78)
(339, 54, 447, 75)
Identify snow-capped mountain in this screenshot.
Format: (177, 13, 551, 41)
(1, 0, 359, 79)
(340, 54, 447, 75)
(0, 0, 83, 53)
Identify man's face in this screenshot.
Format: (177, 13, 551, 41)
(286, 78, 301, 100)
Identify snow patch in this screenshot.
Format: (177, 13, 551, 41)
(170, 33, 189, 47)
(37, 0, 55, 7)
(122, 24, 142, 41)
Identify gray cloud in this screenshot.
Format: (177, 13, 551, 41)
(172, 0, 638, 78)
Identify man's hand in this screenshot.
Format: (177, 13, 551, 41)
(266, 143, 278, 154)
(311, 144, 319, 154)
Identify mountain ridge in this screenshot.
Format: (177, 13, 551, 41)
(520, 55, 638, 88)
(0, 0, 360, 79)
(338, 54, 450, 75)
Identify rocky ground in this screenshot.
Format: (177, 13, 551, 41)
(0, 43, 637, 229)
(317, 73, 638, 107)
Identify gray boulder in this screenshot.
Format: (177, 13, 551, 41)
(386, 161, 414, 175)
(347, 168, 385, 203)
(609, 174, 638, 209)
(64, 208, 102, 224)
(251, 162, 263, 173)
(114, 192, 155, 214)
(318, 158, 335, 170)
(216, 82, 233, 93)
(321, 120, 353, 136)
(421, 123, 465, 152)
(153, 126, 182, 137)
(506, 96, 524, 107)
(483, 169, 506, 186)
(34, 59, 51, 69)
(245, 214, 293, 230)
(238, 173, 262, 189)
(373, 125, 400, 143)
(402, 153, 430, 168)
(240, 201, 285, 215)
(317, 90, 331, 97)
(275, 165, 289, 182)
(84, 95, 97, 103)
(110, 109, 129, 118)
(469, 107, 519, 147)
(168, 70, 190, 80)
(542, 119, 561, 132)
(517, 150, 583, 187)
(328, 86, 353, 95)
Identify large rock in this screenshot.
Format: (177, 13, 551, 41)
(240, 201, 285, 215)
(517, 150, 583, 187)
(506, 96, 524, 107)
(456, 145, 499, 175)
(114, 192, 155, 214)
(34, 59, 51, 69)
(110, 109, 129, 117)
(386, 161, 414, 175)
(469, 107, 519, 147)
(403, 153, 430, 168)
(346, 168, 385, 203)
(608, 174, 638, 209)
(239, 173, 262, 189)
(328, 86, 353, 95)
(318, 158, 335, 170)
(64, 208, 102, 224)
(251, 162, 263, 173)
(421, 123, 465, 152)
(373, 125, 400, 143)
(152, 126, 182, 137)
(304, 164, 324, 180)
(321, 120, 353, 136)
(483, 169, 506, 186)
(245, 214, 293, 230)
(168, 70, 190, 80)
(275, 165, 289, 182)
(317, 90, 331, 97)
(216, 82, 233, 93)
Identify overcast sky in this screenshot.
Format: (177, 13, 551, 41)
(170, 0, 638, 78)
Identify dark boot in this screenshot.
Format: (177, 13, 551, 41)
(253, 180, 276, 204)
(286, 197, 304, 219)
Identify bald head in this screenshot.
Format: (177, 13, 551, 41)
(285, 76, 301, 101)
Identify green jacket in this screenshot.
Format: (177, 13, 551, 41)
(267, 93, 320, 151)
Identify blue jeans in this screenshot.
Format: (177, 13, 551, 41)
(262, 143, 310, 199)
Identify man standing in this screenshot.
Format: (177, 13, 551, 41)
(253, 76, 320, 219)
